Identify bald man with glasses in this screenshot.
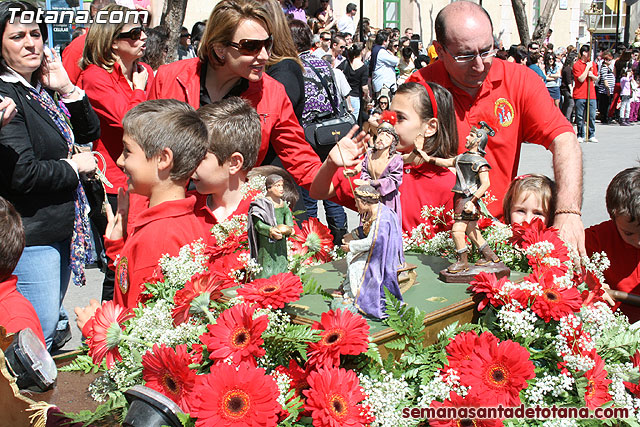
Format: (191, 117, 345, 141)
(407, 1, 585, 255)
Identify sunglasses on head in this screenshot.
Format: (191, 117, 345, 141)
(227, 36, 273, 55)
(117, 26, 145, 41)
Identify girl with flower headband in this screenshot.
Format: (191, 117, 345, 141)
(350, 110, 403, 229)
(503, 174, 557, 226)
(310, 81, 459, 233)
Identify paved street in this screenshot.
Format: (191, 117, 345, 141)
(58, 122, 639, 352)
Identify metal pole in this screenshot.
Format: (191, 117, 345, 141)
(359, 0, 364, 43)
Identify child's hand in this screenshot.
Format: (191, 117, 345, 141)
(74, 299, 100, 333)
(327, 126, 368, 168)
(105, 188, 129, 240)
(341, 243, 350, 252)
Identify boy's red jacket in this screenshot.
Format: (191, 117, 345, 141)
(586, 219, 640, 322)
(106, 196, 209, 308)
(0, 275, 46, 345)
(148, 58, 321, 189)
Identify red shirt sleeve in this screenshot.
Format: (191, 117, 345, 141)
(61, 34, 85, 85)
(78, 65, 149, 132)
(330, 167, 358, 211)
(104, 236, 125, 270)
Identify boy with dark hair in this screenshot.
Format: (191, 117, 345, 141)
(586, 166, 640, 322)
(106, 99, 209, 308)
(191, 97, 262, 235)
(0, 196, 45, 344)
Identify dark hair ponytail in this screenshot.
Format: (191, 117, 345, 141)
(346, 42, 363, 62)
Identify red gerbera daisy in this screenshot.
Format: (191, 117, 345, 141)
(142, 344, 197, 412)
(303, 367, 368, 427)
(190, 361, 280, 427)
(580, 269, 607, 306)
(468, 272, 509, 311)
(307, 309, 370, 369)
(625, 350, 640, 397)
(291, 218, 334, 264)
(199, 303, 268, 366)
(86, 300, 134, 368)
(209, 250, 252, 287)
(476, 217, 494, 230)
(446, 331, 499, 370)
(459, 339, 535, 406)
(429, 392, 503, 427)
(584, 350, 613, 410)
(531, 281, 582, 322)
(276, 359, 311, 398)
(510, 218, 569, 273)
(237, 272, 303, 309)
(172, 270, 228, 325)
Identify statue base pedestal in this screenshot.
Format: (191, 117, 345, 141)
(439, 262, 510, 283)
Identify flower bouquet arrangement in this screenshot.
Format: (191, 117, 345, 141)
(384, 218, 640, 426)
(61, 204, 640, 427)
(62, 216, 388, 426)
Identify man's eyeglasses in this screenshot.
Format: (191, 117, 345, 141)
(180, 33, 190, 38)
(117, 26, 146, 41)
(442, 44, 497, 63)
(322, 37, 331, 41)
(227, 36, 273, 55)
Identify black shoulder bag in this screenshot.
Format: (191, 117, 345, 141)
(300, 59, 356, 156)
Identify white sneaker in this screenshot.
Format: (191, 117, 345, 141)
(577, 137, 584, 143)
(589, 137, 599, 143)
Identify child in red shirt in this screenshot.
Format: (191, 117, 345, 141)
(104, 99, 209, 308)
(0, 197, 45, 345)
(586, 167, 640, 322)
(191, 97, 263, 238)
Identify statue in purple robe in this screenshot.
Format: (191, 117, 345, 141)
(353, 112, 403, 230)
(340, 185, 404, 319)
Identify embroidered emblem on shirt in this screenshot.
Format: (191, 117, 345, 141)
(494, 98, 514, 127)
(116, 256, 129, 295)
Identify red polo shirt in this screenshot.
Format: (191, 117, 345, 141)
(0, 275, 46, 345)
(572, 60, 598, 100)
(77, 62, 154, 194)
(192, 192, 253, 245)
(61, 33, 86, 85)
(586, 220, 640, 322)
(106, 196, 209, 308)
(332, 162, 455, 233)
(407, 59, 574, 218)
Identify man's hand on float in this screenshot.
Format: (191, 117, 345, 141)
(553, 213, 586, 257)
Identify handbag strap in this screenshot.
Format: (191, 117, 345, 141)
(301, 57, 342, 116)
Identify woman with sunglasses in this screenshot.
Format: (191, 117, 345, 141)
(0, 1, 100, 350)
(149, 0, 337, 192)
(77, 4, 152, 300)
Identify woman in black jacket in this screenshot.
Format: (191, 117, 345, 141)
(0, 1, 100, 351)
